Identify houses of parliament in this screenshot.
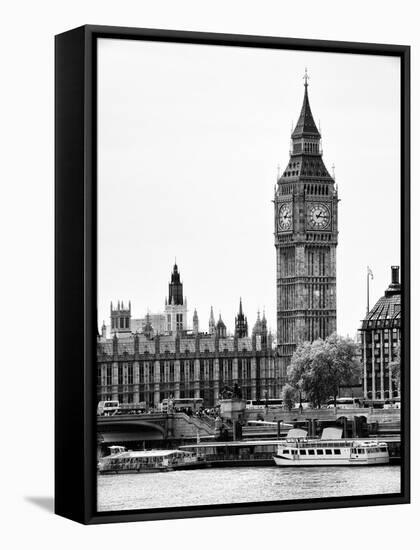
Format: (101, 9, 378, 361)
(96, 74, 339, 408)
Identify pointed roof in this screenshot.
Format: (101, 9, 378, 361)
(291, 75, 321, 139)
(171, 262, 181, 284)
(252, 310, 262, 334)
(217, 313, 226, 329)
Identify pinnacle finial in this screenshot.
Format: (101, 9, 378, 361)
(303, 67, 309, 88)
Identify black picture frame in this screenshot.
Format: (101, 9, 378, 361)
(55, 24, 410, 525)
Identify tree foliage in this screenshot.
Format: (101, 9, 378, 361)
(281, 383, 297, 411)
(389, 341, 401, 391)
(286, 333, 361, 408)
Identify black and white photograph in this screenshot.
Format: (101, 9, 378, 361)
(95, 36, 404, 513)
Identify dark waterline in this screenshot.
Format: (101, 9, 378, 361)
(97, 465, 400, 512)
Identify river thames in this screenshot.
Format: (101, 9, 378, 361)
(97, 465, 400, 511)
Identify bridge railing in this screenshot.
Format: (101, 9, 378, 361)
(173, 412, 216, 435)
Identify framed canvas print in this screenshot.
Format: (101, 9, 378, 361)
(55, 25, 410, 524)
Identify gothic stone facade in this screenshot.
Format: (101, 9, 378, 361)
(97, 331, 279, 408)
(97, 264, 279, 408)
(274, 76, 338, 382)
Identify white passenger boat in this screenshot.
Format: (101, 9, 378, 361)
(98, 445, 199, 474)
(273, 428, 389, 467)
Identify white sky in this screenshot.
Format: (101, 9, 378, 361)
(97, 38, 400, 339)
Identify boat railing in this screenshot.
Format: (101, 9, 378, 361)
(277, 438, 387, 449)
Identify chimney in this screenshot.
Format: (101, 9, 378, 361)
(391, 266, 400, 285)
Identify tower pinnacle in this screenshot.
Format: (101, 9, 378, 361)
(235, 298, 248, 338)
(291, 72, 320, 140)
(303, 67, 309, 88)
(168, 262, 183, 305)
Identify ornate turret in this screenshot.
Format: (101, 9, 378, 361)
(209, 306, 216, 335)
(193, 309, 199, 334)
(234, 298, 248, 338)
(110, 300, 131, 334)
(216, 314, 227, 338)
(101, 321, 107, 339)
(168, 263, 183, 305)
(165, 262, 188, 333)
(253, 310, 268, 350)
(252, 310, 263, 335)
(143, 312, 154, 340)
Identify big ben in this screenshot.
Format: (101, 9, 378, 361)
(274, 71, 338, 381)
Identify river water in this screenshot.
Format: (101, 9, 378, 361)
(97, 465, 400, 512)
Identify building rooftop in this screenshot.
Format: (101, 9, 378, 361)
(361, 266, 401, 330)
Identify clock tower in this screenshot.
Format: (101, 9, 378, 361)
(274, 72, 338, 381)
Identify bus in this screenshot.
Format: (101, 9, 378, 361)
(160, 397, 204, 413)
(97, 400, 119, 416)
(326, 397, 361, 409)
(246, 398, 284, 410)
(97, 401, 147, 416)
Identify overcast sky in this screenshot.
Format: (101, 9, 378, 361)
(97, 38, 400, 339)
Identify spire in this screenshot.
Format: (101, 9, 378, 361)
(235, 297, 248, 338)
(216, 313, 227, 338)
(291, 69, 321, 139)
(143, 311, 154, 339)
(193, 308, 199, 334)
(252, 310, 263, 336)
(278, 72, 333, 181)
(168, 262, 183, 305)
(209, 306, 216, 335)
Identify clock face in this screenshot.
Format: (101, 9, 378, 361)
(278, 203, 292, 231)
(308, 203, 331, 230)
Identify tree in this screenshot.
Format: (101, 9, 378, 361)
(389, 341, 401, 394)
(281, 383, 297, 411)
(286, 333, 361, 408)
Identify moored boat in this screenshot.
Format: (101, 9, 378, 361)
(273, 428, 389, 467)
(98, 445, 199, 474)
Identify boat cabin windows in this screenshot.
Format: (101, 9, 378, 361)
(334, 449, 341, 455)
(283, 449, 290, 454)
(299, 449, 306, 455)
(316, 449, 323, 455)
(308, 449, 315, 455)
(325, 449, 332, 455)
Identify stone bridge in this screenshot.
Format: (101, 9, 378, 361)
(97, 412, 216, 444)
(97, 408, 400, 444)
